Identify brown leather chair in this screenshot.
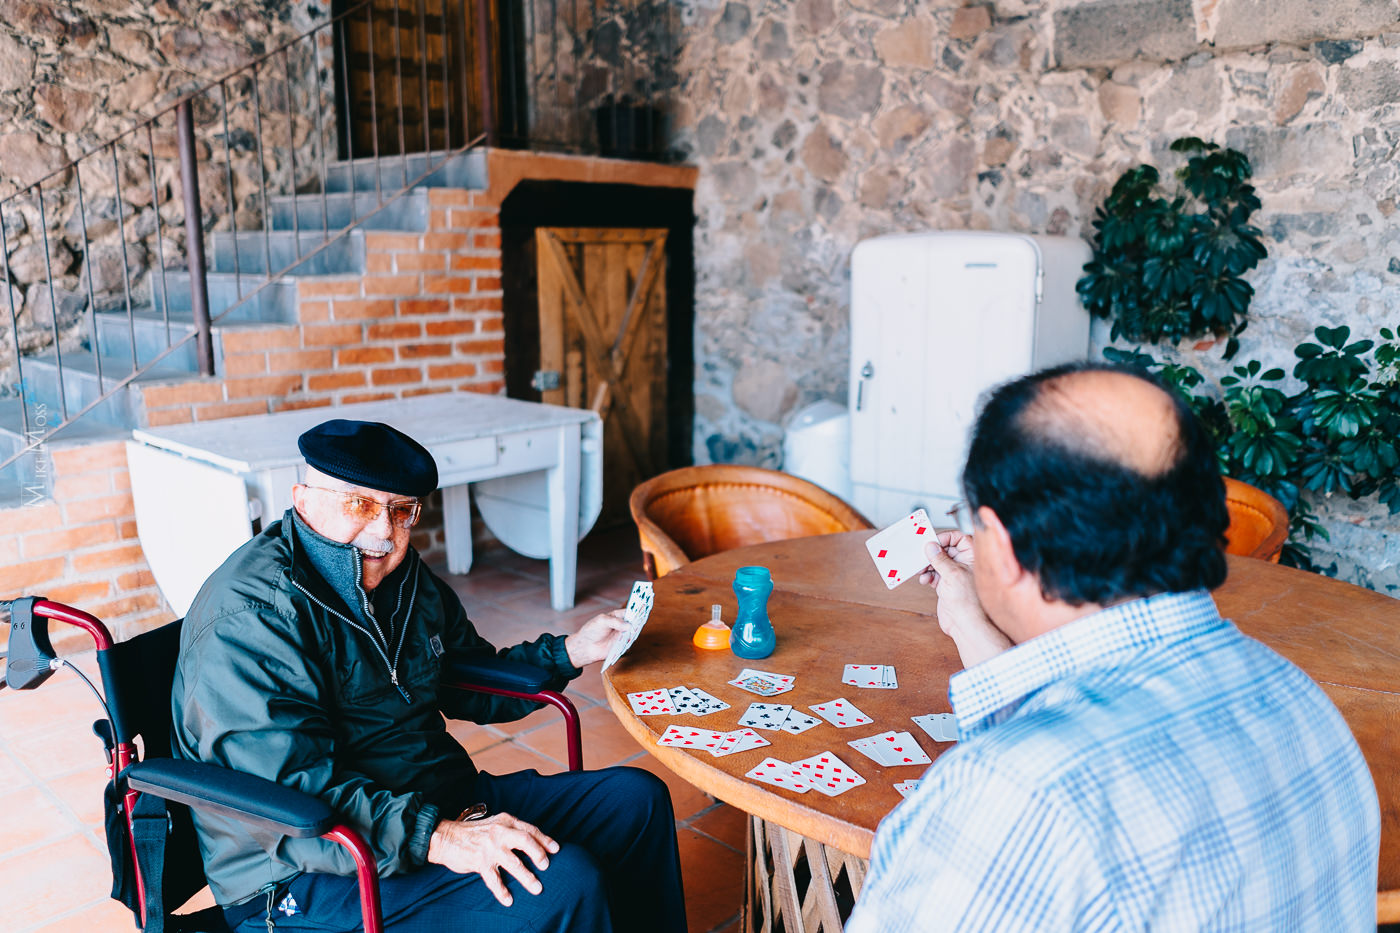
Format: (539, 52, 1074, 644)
(629, 465, 874, 579)
(1222, 476, 1289, 563)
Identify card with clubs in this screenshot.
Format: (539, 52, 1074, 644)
(893, 779, 921, 797)
(810, 697, 873, 728)
(864, 509, 934, 589)
(738, 702, 792, 731)
(911, 713, 959, 742)
(668, 686, 702, 713)
(711, 728, 771, 757)
(791, 751, 866, 797)
(627, 689, 675, 716)
(656, 725, 725, 750)
(842, 664, 898, 689)
(779, 710, 822, 735)
(686, 688, 730, 716)
(744, 757, 812, 793)
(602, 581, 655, 671)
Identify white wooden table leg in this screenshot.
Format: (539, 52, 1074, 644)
(442, 484, 474, 575)
(547, 424, 582, 610)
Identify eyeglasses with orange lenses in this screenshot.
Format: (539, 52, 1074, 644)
(304, 486, 422, 529)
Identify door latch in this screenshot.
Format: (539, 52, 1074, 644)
(531, 370, 561, 392)
(856, 361, 874, 411)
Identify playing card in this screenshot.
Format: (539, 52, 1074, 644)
(779, 710, 822, 735)
(744, 757, 812, 793)
(864, 509, 934, 589)
(686, 688, 730, 716)
(912, 713, 959, 742)
(871, 730, 931, 766)
(668, 686, 701, 713)
(602, 581, 655, 671)
(740, 669, 795, 688)
(656, 725, 725, 750)
(627, 689, 675, 716)
(728, 674, 787, 697)
(738, 702, 792, 731)
(810, 698, 873, 728)
(842, 664, 898, 689)
(847, 733, 896, 765)
(893, 780, 921, 797)
(710, 728, 771, 757)
(791, 751, 866, 796)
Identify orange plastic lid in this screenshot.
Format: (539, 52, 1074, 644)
(693, 621, 731, 650)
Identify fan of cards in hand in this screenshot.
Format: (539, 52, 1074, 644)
(602, 581, 655, 672)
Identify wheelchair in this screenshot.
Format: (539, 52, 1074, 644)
(1, 596, 585, 933)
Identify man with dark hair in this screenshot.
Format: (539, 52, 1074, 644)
(173, 419, 686, 933)
(847, 363, 1380, 931)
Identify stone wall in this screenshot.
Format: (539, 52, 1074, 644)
(669, 0, 1400, 592)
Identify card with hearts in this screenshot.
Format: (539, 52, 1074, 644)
(744, 757, 812, 793)
(738, 702, 792, 731)
(711, 728, 771, 757)
(871, 730, 931, 766)
(791, 751, 866, 797)
(911, 712, 959, 742)
(656, 725, 725, 750)
(864, 509, 934, 589)
(779, 710, 822, 735)
(810, 697, 873, 728)
(627, 689, 675, 716)
(893, 779, 921, 797)
(842, 663, 898, 689)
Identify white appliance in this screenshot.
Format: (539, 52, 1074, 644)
(848, 231, 1092, 527)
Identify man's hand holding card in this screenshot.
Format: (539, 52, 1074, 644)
(864, 509, 935, 589)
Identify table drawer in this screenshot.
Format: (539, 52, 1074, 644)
(435, 437, 498, 476)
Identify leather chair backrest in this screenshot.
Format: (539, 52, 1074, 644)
(630, 465, 873, 578)
(1222, 476, 1289, 563)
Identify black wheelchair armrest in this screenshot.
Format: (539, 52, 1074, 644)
(124, 758, 336, 839)
(442, 651, 566, 694)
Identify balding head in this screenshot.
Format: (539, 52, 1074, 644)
(963, 362, 1228, 606)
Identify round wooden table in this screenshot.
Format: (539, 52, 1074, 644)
(602, 531, 1400, 928)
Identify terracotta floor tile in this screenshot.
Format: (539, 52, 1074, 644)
(0, 746, 34, 787)
(1, 834, 112, 932)
(676, 826, 746, 933)
(28, 894, 136, 933)
(483, 703, 570, 737)
(0, 785, 74, 854)
(621, 751, 717, 822)
(471, 738, 565, 777)
(515, 703, 646, 770)
(7, 727, 103, 781)
(443, 717, 508, 755)
(688, 802, 748, 852)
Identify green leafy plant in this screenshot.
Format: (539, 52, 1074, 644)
(1078, 138, 1267, 355)
(1105, 325, 1400, 567)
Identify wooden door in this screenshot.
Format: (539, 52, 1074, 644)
(335, 0, 475, 160)
(536, 227, 667, 524)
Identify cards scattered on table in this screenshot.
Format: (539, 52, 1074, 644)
(779, 710, 822, 735)
(810, 697, 873, 728)
(842, 663, 898, 689)
(745, 757, 813, 793)
(791, 751, 867, 797)
(656, 724, 770, 757)
(893, 780, 921, 797)
(728, 668, 795, 697)
(738, 702, 792, 731)
(603, 581, 655, 671)
(864, 509, 934, 589)
(848, 730, 932, 767)
(668, 686, 731, 716)
(627, 689, 675, 716)
(911, 713, 959, 742)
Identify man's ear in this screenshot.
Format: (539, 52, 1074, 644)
(290, 483, 309, 516)
(975, 506, 1023, 586)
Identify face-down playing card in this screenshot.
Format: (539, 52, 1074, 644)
(864, 509, 934, 589)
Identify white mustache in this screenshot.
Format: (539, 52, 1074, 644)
(352, 533, 394, 555)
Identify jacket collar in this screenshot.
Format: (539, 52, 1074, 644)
(282, 508, 418, 627)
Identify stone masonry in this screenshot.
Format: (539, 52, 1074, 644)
(671, 0, 1400, 593)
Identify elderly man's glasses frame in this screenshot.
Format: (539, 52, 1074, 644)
(304, 486, 422, 529)
(947, 500, 976, 536)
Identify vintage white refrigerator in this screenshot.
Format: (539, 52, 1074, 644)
(847, 231, 1093, 527)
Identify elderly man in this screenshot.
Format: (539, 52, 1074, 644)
(172, 419, 685, 933)
(846, 363, 1380, 932)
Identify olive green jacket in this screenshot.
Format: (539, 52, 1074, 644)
(171, 510, 579, 906)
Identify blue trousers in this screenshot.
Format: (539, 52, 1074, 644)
(229, 766, 686, 933)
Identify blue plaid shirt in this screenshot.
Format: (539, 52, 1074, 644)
(847, 590, 1380, 932)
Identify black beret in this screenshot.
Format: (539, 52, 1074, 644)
(297, 419, 438, 498)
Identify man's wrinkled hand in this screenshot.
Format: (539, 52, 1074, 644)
(564, 608, 630, 668)
(427, 812, 561, 906)
(922, 532, 1011, 669)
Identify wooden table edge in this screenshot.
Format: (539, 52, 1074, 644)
(602, 675, 876, 859)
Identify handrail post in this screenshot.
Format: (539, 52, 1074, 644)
(474, 0, 496, 146)
(176, 99, 215, 377)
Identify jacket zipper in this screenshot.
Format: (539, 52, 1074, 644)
(291, 577, 413, 704)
